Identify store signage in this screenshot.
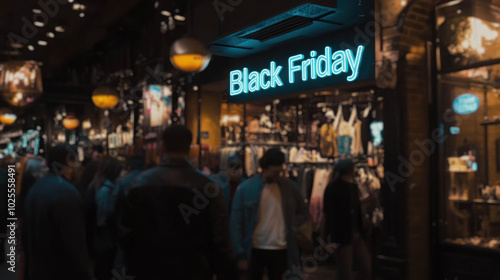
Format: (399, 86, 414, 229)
(230, 45, 365, 96)
(225, 26, 375, 103)
(453, 94, 479, 115)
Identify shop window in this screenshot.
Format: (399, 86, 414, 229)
(437, 0, 500, 251)
(436, 0, 500, 72)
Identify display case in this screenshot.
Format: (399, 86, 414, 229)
(436, 0, 500, 253)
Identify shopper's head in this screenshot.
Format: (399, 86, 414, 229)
(90, 157, 122, 189)
(259, 148, 285, 183)
(91, 145, 104, 161)
(48, 143, 80, 182)
(162, 125, 193, 156)
(227, 155, 243, 182)
(334, 159, 356, 181)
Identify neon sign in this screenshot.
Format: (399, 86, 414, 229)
(229, 45, 365, 96)
(453, 93, 479, 115)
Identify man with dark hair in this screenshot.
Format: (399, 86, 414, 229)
(120, 125, 236, 279)
(231, 148, 310, 280)
(322, 159, 371, 280)
(91, 145, 104, 161)
(23, 144, 91, 280)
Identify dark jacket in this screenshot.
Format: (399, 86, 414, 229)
(120, 157, 236, 280)
(230, 174, 310, 270)
(323, 178, 364, 245)
(23, 174, 91, 280)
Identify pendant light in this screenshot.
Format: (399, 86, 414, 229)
(62, 114, 80, 130)
(92, 86, 120, 109)
(170, 37, 211, 73)
(0, 61, 43, 107)
(0, 108, 17, 125)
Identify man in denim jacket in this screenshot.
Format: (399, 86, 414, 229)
(231, 148, 309, 279)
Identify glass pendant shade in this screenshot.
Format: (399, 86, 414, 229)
(92, 86, 120, 109)
(62, 114, 80, 130)
(0, 108, 17, 125)
(170, 38, 211, 73)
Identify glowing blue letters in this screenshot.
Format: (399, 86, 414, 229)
(229, 45, 365, 96)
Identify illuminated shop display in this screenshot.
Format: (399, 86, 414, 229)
(92, 86, 120, 109)
(0, 61, 43, 107)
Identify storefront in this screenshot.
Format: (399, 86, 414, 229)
(434, 0, 500, 278)
(187, 1, 396, 278)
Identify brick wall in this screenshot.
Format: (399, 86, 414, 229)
(378, 0, 435, 279)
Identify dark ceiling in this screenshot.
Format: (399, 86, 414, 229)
(0, 0, 151, 78)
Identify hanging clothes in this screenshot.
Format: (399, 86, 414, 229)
(336, 105, 355, 156)
(309, 168, 333, 231)
(361, 103, 373, 154)
(319, 121, 337, 158)
(350, 105, 364, 156)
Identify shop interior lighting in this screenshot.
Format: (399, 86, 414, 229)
(55, 26, 65, 32)
(28, 45, 35, 51)
(34, 21, 45, 27)
(46, 32, 55, 38)
(73, 3, 86, 11)
(32, 9, 42, 14)
(401, 0, 407, 6)
(161, 10, 172, 17)
(465, 17, 499, 55)
(79, 12, 85, 18)
(11, 43, 23, 49)
(174, 15, 186, 21)
(37, 40, 47, 46)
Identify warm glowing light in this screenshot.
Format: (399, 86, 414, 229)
(171, 54, 205, 72)
(62, 115, 80, 130)
(28, 45, 35, 51)
(55, 26, 65, 32)
(34, 21, 45, 27)
(79, 12, 85, 18)
(92, 86, 120, 109)
(38, 40, 47, 46)
(161, 10, 171, 17)
(0, 108, 16, 125)
(401, 0, 407, 6)
(174, 15, 186, 21)
(468, 17, 498, 55)
(33, 9, 42, 14)
(46, 32, 55, 38)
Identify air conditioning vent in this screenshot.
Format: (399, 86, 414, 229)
(241, 16, 313, 42)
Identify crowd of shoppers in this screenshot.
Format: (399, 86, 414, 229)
(1, 125, 374, 280)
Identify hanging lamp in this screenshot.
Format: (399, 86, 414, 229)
(170, 37, 211, 73)
(92, 86, 120, 109)
(0, 108, 17, 125)
(62, 114, 80, 130)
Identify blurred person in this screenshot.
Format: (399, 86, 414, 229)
(120, 125, 236, 280)
(92, 145, 105, 161)
(113, 154, 146, 270)
(322, 159, 372, 280)
(87, 157, 122, 280)
(17, 157, 47, 280)
(218, 155, 245, 211)
(231, 148, 309, 280)
(23, 144, 91, 280)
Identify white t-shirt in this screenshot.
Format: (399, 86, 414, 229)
(252, 182, 287, 250)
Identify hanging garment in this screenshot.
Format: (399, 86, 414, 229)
(319, 121, 337, 158)
(245, 147, 254, 177)
(309, 169, 333, 231)
(361, 103, 373, 154)
(289, 147, 298, 163)
(350, 106, 364, 156)
(336, 106, 355, 156)
(310, 120, 320, 147)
